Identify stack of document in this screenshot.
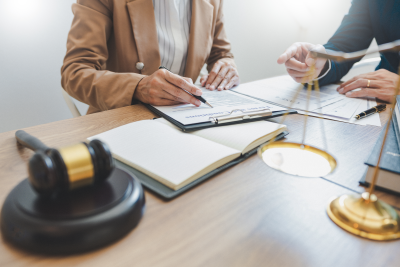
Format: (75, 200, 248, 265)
(232, 75, 381, 127)
(152, 86, 286, 125)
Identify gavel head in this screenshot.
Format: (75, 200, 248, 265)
(28, 140, 114, 196)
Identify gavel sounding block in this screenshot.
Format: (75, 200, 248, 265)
(1, 168, 145, 254)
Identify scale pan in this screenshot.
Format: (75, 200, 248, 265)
(258, 142, 337, 177)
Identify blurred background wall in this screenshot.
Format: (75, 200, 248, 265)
(0, 0, 362, 133)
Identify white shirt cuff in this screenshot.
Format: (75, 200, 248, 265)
(314, 60, 331, 81)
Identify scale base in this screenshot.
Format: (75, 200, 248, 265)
(1, 168, 145, 254)
(327, 192, 400, 241)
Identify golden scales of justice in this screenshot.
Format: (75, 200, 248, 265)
(258, 40, 400, 240)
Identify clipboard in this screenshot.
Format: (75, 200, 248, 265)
(114, 131, 289, 200)
(145, 103, 297, 132)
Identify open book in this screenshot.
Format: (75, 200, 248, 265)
(88, 119, 287, 190)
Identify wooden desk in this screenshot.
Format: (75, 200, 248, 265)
(1, 105, 399, 267)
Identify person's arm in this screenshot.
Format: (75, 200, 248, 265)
(319, 0, 374, 86)
(61, 0, 146, 111)
(61, 0, 203, 111)
(277, 0, 374, 85)
(206, 0, 235, 70)
(201, 0, 239, 91)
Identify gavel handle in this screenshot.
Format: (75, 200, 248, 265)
(15, 130, 50, 152)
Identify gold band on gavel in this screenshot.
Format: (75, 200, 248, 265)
(58, 143, 94, 190)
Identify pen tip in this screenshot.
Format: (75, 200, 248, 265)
(206, 102, 213, 108)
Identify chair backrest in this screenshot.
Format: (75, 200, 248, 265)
(61, 89, 89, 117)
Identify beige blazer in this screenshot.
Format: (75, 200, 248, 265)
(61, 0, 235, 114)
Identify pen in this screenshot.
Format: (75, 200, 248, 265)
(159, 66, 213, 108)
(355, 104, 386, 120)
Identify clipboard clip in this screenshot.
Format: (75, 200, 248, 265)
(209, 108, 272, 124)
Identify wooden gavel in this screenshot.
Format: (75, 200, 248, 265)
(15, 130, 114, 196)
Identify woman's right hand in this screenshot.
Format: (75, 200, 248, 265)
(133, 69, 203, 106)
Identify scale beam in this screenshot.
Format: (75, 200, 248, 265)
(312, 39, 400, 241)
(310, 40, 400, 62)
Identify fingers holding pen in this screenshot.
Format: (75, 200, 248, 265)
(162, 72, 201, 106)
(163, 70, 201, 96)
(133, 69, 202, 107)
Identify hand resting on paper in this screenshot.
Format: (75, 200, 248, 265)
(134, 69, 203, 107)
(200, 59, 240, 91)
(337, 69, 400, 103)
(277, 42, 328, 83)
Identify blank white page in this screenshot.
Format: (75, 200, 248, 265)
(191, 121, 287, 154)
(88, 120, 240, 190)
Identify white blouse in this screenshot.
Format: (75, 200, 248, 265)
(152, 0, 192, 76)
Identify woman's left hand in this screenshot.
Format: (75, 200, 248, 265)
(200, 60, 240, 91)
(337, 69, 399, 103)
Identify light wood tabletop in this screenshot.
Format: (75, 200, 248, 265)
(0, 104, 399, 267)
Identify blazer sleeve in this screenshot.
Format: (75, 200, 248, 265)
(61, 0, 145, 112)
(206, 0, 236, 72)
(319, 0, 374, 86)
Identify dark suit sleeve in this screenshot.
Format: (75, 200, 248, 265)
(319, 0, 374, 86)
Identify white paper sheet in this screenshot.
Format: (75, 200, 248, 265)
(152, 87, 286, 125)
(233, 75, 381, 126)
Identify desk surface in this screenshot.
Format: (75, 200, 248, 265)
(1, 104, 399, 267)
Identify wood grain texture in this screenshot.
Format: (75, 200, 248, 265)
(1, 104, 400, 267)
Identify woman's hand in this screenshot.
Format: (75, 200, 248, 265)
(337, 69, 400, 103)
(200, 60, 240, 90)
(134, 69, 202, 106)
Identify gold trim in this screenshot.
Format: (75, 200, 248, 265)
(58, 143, 94, 190)
(309, 42, 400, 241)
(327, 193, 400, 241)
(258, 142, 337, 177)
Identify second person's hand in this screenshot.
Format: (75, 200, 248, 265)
(277, 42, 328, 83)
(337, 69, 399, 103)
